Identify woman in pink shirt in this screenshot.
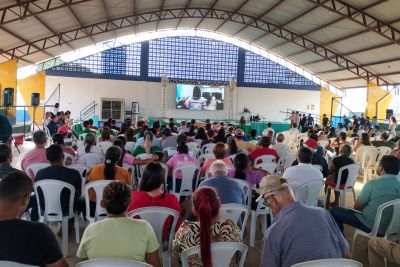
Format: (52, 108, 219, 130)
(200, 142, 233, 177)
(167, 143, 199, 178)
(127, 161, 181, 241)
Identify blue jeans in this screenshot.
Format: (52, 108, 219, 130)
(330, 207, 371, 233)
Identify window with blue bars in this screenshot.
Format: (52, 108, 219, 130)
(148, 37, 238, 82)
(243, 52, 316, 87)
(50, 44, 141, 76)
(47, 37, 318, 89)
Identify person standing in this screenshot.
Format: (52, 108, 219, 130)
(322, 114, 329, 128)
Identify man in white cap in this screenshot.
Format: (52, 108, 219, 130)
(258, 175, 349, 267)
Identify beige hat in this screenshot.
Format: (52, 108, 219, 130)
(256, 175, 288, 202)
(234, 128, 244, 137)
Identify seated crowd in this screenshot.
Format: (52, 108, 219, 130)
(0, 111, 399, 267)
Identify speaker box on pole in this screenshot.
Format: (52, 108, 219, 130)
(2, 88, 14, 106)
(31, 93, 40, 107)
(386, 109, 394, 120)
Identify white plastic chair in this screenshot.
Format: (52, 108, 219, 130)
(232, 178, 253, 210)
(67, 164, 87, 197)
(63, 152, 75, 165)
(26, 162, 50, 178)
(202, 143, 215, 154)
(84, 180, 113, 224)
(255, 162, 278, 174)
(198, 153, 215, 165)
(34, 180, 80, 256)
(187, 142, 200, 150)
(293, 180, 324, 206)
(171, 164, 200, 199)
(78, 153, 104, 168)
(98, 141, 113, 153)
(76, 259, 152, 267)
(354, 145, 375, 164)
(291, 258, 362, 267)
(128, 207, 179, 267)
(352, 198, 400, 255)
(317, 140, 329, 149)
(325, 164, 360, 208)
(283, 155, 297, 171)
(254, 155, 275, 164)
(125, 141, 136, 153)
(250, 198, 273, 247)
(181, 242, 248, 267)
(43, 126, 52, 140)
(0, 261, 38, 267)
(361, 148, 379, 183)
(219, 203, 250, 238)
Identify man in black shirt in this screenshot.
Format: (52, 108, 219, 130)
(47, 115, 59, 137)
(0, 172, 68, 267)
(31, 144, 83, 221)
(322, 114, 329, 128)
(0, 144, 22, 179)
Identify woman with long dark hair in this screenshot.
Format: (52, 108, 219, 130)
(233, 153, 268, 185)
(195, 127, 208, 142)
(127, 162, 181, 241)
(86, 146, 131, 203)
(173, 187, 241, 267)
(213, 128, 226, 143)
(353, 132, 372, 152)
(76, 133, 103, 167)
(226, 136, 243, 156)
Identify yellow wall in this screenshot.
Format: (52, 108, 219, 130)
(366, 82, 393, 120)
(320, 87, 340, 120)
(17, 71, 46, 124)
(0, 59, 17, 115)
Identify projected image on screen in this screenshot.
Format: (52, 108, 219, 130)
(176, 84, 224, 110)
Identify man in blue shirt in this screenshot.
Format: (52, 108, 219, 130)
(331, 155, 400, 235)
(199, 160, 245, 205)
(259, 175, 349, 267)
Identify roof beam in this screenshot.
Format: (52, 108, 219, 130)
(300, 42, 394, 66)
(175, 0, 191, 29)
(60, 0, 96, 45)
(0, 26, 54, 58)
(332, 71, 400, 82)
(316, 57, 400, 75)
(0, 0, 95, 26)
(28, 10, 75, 51)
(214, 0, 251, 32)
(250, 1, 324, 44)
(305, 0, 400, 43)
(232, 0, 285, 36)
(101, 0, 117, 39)
(268, 0, 387, 51)
(156, 0, 166, 31)
(0, 8, 392, 86)
(194, 0, 219, 29)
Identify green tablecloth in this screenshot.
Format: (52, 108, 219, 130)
(248, 122, 291, 134)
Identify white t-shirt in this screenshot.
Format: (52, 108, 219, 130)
(272, 143, 289, 158)
(76, 145, 103, 157)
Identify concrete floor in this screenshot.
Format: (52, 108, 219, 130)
(11, 141, 372, 267)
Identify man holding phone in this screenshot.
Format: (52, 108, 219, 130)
(330, 155, 400, 234)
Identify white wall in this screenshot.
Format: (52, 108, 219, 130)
(46, 75, 320, 122)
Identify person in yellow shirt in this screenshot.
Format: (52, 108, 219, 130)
(86, 146, 131, 214)
(77, 182, 161, 267)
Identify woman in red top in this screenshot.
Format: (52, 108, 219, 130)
(127, 161, 181, 241)
(249, 136, 280, 163)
